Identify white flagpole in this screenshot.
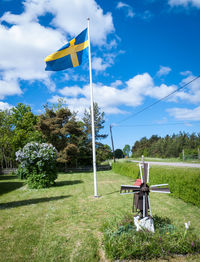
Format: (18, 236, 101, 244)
(87, 18, 98, 197)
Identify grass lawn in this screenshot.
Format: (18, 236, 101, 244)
(0, 171, 200, 262)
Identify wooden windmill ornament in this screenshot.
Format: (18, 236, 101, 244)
(120, 160, 170, 232)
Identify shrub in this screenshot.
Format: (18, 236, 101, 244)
(102, 214, 200, 260)
(112, 162, 200, 207)
(16, 142, 57, 188)
(16, 164, 29, 179)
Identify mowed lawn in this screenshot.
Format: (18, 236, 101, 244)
(0, 171, 200, 262)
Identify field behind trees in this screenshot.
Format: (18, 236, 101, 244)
(0, 169, 200, 262)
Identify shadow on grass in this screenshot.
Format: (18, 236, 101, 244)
(0, 181, 24, 196)
(0, 195, 71, 209)
(0, 175, 18, 180)
(104, 190, 119, 196)
(56, 180, 83, 187)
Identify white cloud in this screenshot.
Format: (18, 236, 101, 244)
(180, 70, 192, 76)
(0, 19, 64, 95)
(168, 0, 200, 8)
(0, 79, 22, 99)
(0, 0, 115, 98)
(156, 66, 172, 77)
(167, 106, 200, 120)
(145, 83, 177, 99)
(0, 101, 13, 111)
(174, 74, 200, 103)
(49, 0, 114, 45)
(1, 0, 114, 46)
(92, 57, 112, 72)
(116, 2, 135, 18)
(49, 72, 180, 116)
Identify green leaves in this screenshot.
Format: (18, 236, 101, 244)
(16, 142, 57, 188)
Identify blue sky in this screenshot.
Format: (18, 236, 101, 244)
(0, 0, 200, 150)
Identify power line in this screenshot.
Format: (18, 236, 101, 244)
(115, 75, 200, 125)
(114, 121, 200, 128)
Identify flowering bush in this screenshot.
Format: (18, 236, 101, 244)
(16, 142, 57, 188)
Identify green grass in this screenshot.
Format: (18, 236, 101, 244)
(0, 171, 200, 261)
(103, 214, 200, 260)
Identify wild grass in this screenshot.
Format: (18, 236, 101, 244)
(102, 214, 200, 261)
(0, 170, 200, 261)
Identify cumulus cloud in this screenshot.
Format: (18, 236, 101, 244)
(92, 52, 117, 72)
(92, 57, 112, 72)
(0, 101, 13, 111)
(156, 66, 172, 77)
(174, 74, 200, 104)
(48, 71, 200, 118)
(168, 0, 200, 8)
(48, 72, 179, 116)
(0, 0, 115, 99)
(0, 79, 22, 99)
(116, 1, 135, 18)
(167, 106, 200, 120)
(1, 0, 114, 45)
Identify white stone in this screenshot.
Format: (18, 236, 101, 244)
(134, 216, 155, 233)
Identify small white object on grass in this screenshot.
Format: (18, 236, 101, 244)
(184, 221, 190, 230)
(134, 216, 155, 233)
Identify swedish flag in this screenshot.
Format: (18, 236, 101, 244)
(45, 28, 88, 71)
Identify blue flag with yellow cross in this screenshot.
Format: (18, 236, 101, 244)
(45, 28, 88, 71)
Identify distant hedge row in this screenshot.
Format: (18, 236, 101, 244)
(112, 161, 200, 207)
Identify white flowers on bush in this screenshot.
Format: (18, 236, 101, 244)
(16, 142, 58, 188)
(16, 142, 57, 168)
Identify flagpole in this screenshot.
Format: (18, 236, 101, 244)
(87, 18, 98, 197)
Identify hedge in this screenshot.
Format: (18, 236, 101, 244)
(113, 161, 200, 207)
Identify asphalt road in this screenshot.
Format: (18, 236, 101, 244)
(130, 160, 200, 168)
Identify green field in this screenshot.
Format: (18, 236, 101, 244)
(0, 171, 200, 262)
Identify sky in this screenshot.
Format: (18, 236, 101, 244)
(0, 0, 200, 150)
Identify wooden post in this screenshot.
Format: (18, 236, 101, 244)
(198, 148, 200, 160)
(141, 155, 144, 165)
(110, 125, 116, 163)
(182, 149, 185, 161)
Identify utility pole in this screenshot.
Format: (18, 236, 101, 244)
(110, 125, 116, 163)
(182, 149, 185, 161)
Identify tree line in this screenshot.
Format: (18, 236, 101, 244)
(0, 102, 112, 168)
(131, 133, 200, 159)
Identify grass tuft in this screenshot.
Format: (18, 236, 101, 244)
(102, 214, 200, 260)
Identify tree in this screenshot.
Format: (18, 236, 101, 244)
(0, 103, 42, 168)
(131, 132, 200, 159)
(37, 105, 84, 167)
(83, 102, 107, 141)
(96, 144, 112, 163)
(82, 102, 108, 165)
(123, 144, 131, 157)
(114, 149, 124, 159)
(11, 103, 42, 150)
(0, 110, 14, 168)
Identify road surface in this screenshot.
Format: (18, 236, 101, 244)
(130, 160, 200, 168)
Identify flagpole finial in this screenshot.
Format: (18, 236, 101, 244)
(87, 17, 90, 21)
